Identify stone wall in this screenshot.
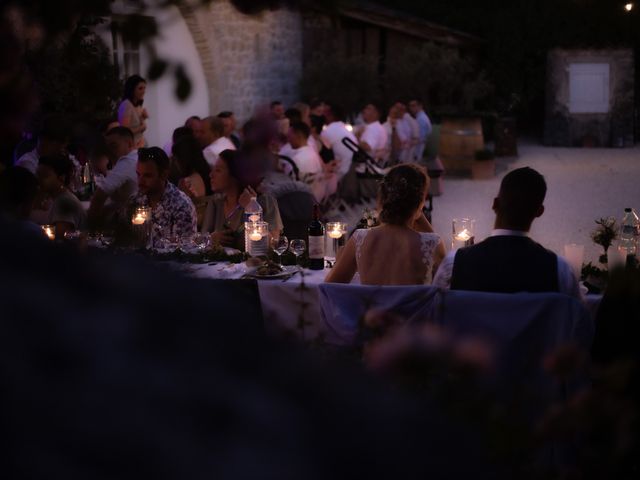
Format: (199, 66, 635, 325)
(186, 0, 303, 122)
(544, 49, 634, 147)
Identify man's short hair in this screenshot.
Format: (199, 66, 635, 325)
(310, 115, 325, 134)
(290, 121, 310, 139)
(205, 116, 225, 137)
(325, 103, 345, 122)
(270, 101, 283, 109)
(217, 111, 233, 118)
(284, 108, 302, 124)
(172, 126, 192, 143)
(38, 154, 74, 184)
(498, 167, 547, 224)
(105, 126, 134, 142)
(138, 147, 170, 172)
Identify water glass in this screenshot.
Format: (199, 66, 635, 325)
(272, 235, 289, 264)
(289, 239, 306, 266)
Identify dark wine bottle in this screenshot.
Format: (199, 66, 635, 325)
(308, 204, 325, 270)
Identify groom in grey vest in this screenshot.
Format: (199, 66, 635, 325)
(433, 167, 580, 297)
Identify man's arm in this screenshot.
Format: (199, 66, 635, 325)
(432, 250, 456, 289)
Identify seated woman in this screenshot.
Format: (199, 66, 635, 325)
(36, 153, 87, 239)
(326, 164, 445, 285)
(201, 149, 283, 250)
(171, 136, 212, 228)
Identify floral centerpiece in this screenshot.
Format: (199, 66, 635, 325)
(356, 208, 379, 230)
(581, 217, 618, 291)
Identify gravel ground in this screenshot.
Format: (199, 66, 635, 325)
(328, 141, 640, 266)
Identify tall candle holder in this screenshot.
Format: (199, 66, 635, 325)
(42, 224, 55, 241)
(325, 222, 347, 264)
(131, 206, 152, 249)
(451, 218, 475, 250)
(245, 221, 269, 257)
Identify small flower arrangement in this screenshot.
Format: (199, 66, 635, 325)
(591, 217, 618, 266)
(356, 208, 379, 229)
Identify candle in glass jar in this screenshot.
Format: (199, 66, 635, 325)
(454, 229, 471, 242)
(328, 229, 343, 239)
(42, 225, 55, 240)
(249, 230, 262, 241)
(132, 214, 146, 225)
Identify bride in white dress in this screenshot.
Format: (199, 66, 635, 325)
(326, 164, 445, 285)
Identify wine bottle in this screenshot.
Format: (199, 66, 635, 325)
(308, 204, 325, 270)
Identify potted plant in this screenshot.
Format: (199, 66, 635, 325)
(471, 148, 495, 180)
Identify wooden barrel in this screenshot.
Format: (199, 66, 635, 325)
(439, 117, 484, 173)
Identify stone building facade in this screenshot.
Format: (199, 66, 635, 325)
(544, 49, 635, 147)
(180, 1, 303, 121)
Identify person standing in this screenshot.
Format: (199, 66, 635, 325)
(408, 99, 433, 163)
(357, 104, 388, 165)
(118, 75, 148, 149)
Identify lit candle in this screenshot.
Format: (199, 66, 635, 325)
(42, 225, 55, 240)
(329, 229, 343, 239)
(454, 229, 471, 242)
(132, 214, 145, 225)
(249, 230, 262, 241)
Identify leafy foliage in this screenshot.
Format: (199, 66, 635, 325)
(382, 43, 493, 114)
(591, 217, 618, 256)
(25, 16, 121, 121)
(301, 52, 383, 116)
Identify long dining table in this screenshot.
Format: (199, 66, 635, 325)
(171, 261, 603, 345)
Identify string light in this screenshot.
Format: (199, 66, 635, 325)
(625, 3, 634, 12)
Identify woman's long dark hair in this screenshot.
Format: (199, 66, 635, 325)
(171, 136, 212, 196)
(123, 75, 146, 107)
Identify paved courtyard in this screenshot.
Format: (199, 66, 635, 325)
(331, 141, 640, 266)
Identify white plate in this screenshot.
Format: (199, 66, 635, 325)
(245, 265, 298, 280)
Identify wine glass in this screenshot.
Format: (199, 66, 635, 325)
(289, 239, 306, 266)
(271, 235, 289, 265)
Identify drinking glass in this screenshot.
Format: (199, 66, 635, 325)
(289, 239, 306, 266)
(272, 235, 289, 265)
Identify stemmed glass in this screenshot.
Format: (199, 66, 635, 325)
(289, 239, 306, 267)
(271, 235, 289, 265)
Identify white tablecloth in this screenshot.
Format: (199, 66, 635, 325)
(183, 263, 331, 341)
(177, 262, 603, 344)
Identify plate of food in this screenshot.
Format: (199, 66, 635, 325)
(245, 261, 299, 280)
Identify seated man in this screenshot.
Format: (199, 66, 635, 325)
(15, 115, 71, 174)
(433, 167, 581, 298)
(88, 126, 138, 228)
(133, 147, 196, 246)
(201, 116, 236, 167)
(37, 153, 86, 238)
(288, 121, 336, 203)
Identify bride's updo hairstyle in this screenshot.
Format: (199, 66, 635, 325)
(378, 164, 429, 225)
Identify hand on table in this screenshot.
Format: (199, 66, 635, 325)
(211, 229, 235, 247)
